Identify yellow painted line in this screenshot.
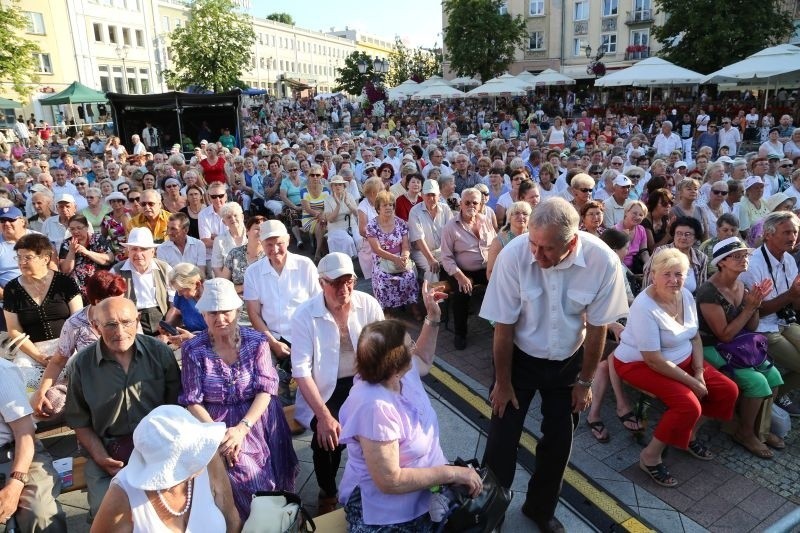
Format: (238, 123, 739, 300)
(429, 366, 654, 533)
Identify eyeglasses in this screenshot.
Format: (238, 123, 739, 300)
(726, 252, 750, 260)
(781, 164, 793, 168)
(209, 194, 226, 199)
(577, 188, 593, 193)
(611, 162, 623, 166)
(99, 319, 138, 331)
(323, 276, 356, 289)
(712, 190, 729, 196)
(463, 200, 481, 207)
(0, 218, 18, 223)
(109, 199, 125, 204)
(14, 254, 42, 263)
(166, 184, 179, 188)
(309, 173, 322, 177)
(128, 196, 141, 203)
(289, 168, 299, 172)
(675, 231, 695, 238)
(141, 201, 158, 207)
(481, 192, 489, 197)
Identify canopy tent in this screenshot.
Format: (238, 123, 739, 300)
(410, 82, 466, 100)
(0, 98, 21, 109)
(417, 75, 448, 88)
(702, 44, 800, 86)
(39, 81, 106, 105)
(448, 76, 481, 88)
(593, 57, 705, 87)
(466, 75, 528, 98)
(532, 69, 576, 87)
(313, 92, 343, 100)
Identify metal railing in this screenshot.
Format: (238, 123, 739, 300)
(625, 10, 654, 24)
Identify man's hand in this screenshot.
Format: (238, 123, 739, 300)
(0, 482, 22, 524)
(269, 339, 291, 359)
(30, 390, 54, 418)
(316, 414, 341, 451)
(97, 456, 124, 476)
(489, 381, 519, 418)
(455, 271, 473, 295)
(571, 383, 592, 413)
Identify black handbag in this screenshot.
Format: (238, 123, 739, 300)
(438, 458, 512, 533)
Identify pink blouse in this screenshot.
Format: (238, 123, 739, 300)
(616, 222, 647, 268)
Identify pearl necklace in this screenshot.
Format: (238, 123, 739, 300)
(157, 478, 193, 517)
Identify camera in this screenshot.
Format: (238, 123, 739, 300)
(777, 305, 797, 324)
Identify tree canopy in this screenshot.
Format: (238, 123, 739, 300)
(334, 51, 384, 95)
(266, 12, 295, 25)
(652, 0, 794, 74)
(385, 37, 442, 86)
(0, 2, 41, 99)
(442, 0, 528, 82)
(163, 0, 255, 93)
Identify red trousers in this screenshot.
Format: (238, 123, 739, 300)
(614, 356, 737, 449)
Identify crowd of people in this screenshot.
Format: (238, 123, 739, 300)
(0, 93, 799, 532)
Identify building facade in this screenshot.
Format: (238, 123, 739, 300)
(441, 0, 667, 80)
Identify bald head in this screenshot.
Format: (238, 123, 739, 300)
(95, 296, 137, 324)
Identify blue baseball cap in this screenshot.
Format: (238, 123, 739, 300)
(0, 206, 23, 220)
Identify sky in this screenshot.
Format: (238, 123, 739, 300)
(249, 0, 443, 48)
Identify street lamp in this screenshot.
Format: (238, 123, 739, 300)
(115, 45, 130, 94)
(584, 44, 592, 59)
(357, 58, 368, 74)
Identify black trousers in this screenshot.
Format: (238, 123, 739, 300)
(483, 345, 582, 522)
(446, 268, 488, 337)
(310, 376, 354, 497)
(138, 306, 165, 336)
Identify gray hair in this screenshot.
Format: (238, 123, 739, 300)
(220, 201, 243, 218)
(763, 211, 800, 237)
(600, 168, 618, 183)
(168, 262, 204, 290)
(530, 197, 579, 243)
(339, 168, 354, 178)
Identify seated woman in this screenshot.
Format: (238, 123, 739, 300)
(211, 202, 247, 278)
(486, 200, 530, 279)
(162, 263, 207, 345)
(614, 248, 738, 487)
(91, 405, 241, 533)
(4, 233, 82, 389)
(338, 286, 482, 531)
(179, 278, 299, 521)
(30, 271, 127, 420)
(697, 237, 784, 458)
(324, 175, 360, 257)
(58, 214, 114, 303)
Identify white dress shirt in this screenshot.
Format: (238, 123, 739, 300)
(156, 236, 206, 268)
(740, 245, 798, 333)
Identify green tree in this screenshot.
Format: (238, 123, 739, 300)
(385, 37, 442, 86)
(334, 51, 381, 95)
(0, 1, 41, 99)
(163, 0, 256, 93)
(265, 12, 295, 25)
(652, 0, 794, 73)
(442, 0, 527, 82)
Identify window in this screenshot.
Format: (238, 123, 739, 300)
(108, 25, 117, 44)
(634, 0, 651, 14)
(33, 53, 52, 74)
(93, 22, 103, 42)
(573, 38, 587, 57)
(574, 0, 589, 20)
(529, 0, 544, 16)
(122, 28, 131, 46)
(631, 30, 649, 47)
(99, 65, 110, 92)
(25, 12, 45, 34)
(601, 33, 617, 53)
(135, 30, 144, 47)
(279, 60, 284, 70)
(528, 31, 545, 50)
(499, 2, 508, 15)
(161, 16, 169, 32)
(602, 0, 618, 16)
(127, 67, 137, 93)
(112, 66, 124, 93)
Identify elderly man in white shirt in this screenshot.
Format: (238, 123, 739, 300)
(197, 182, 228, 267)
(156, 212, 206, 269)
(408, 179, 453, 279)
(653, 121, 683, 157)
(480, 197, 627, 532)
(244, 220, 320, 372)
(42, 194, 93, 251)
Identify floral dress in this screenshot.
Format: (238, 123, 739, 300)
(58, 233, 112, 301)
(101, 213, 129, 262)
(366, 217, 418, 309)
(179, 328, 299, 520)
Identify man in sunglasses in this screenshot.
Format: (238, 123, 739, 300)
(129, 190, 170, 243)
(198, 182, 228, 268)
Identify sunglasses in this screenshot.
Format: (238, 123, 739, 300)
(463, 200, 481, 206)
(141, 201, 158, 207)
(781, 164, 793, 168)
(577, 188, 593, 193)
(309, 173, 322, 177)
(712, 190, 729, 196)
(128, 197, 141, 202)
(0, 218, 18, 223)
(209, 194, 226, 199)
(323, 276, 356, 289)
(166, 184, 179, 188)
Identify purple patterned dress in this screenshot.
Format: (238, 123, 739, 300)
(366, 217, 418, 309)
(179, 327, 299, 520)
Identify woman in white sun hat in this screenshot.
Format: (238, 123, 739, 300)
(91, 404, 241, 532)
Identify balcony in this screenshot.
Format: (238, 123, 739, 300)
(624, 46, 651, 60)
(625, 10, 654, 24)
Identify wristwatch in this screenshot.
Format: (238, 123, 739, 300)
(575, 377, 594, 388)
(239, 418, 253, 430)
(9, 471, 28, 485)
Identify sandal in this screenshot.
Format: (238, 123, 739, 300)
(639, 461, 678, 487)
(732, 434, 773, 459)
(687, 440, 714, 461)
(617, 411, 643, 432)
(587, 420, 610, 443)
(765, 433, 786, 450)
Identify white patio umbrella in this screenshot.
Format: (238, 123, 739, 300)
(389, 79, 420, 95)
(516, 71, 539, 84)
(417, 75, 449, 88)
(410, 82, 466, 100)
(532, 69, 576, 87)
(593, 56, 704, 87)
(494, 73, 534, 91)
(466, 75, 528, 97)
(448, 76, 481, 88)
